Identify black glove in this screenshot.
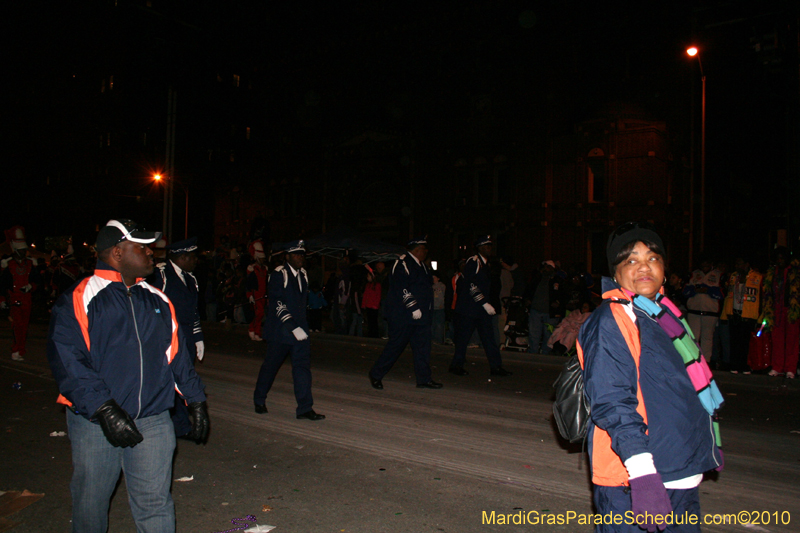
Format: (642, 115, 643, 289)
(92, 399, 143, 448)
(186, 401, 209, 444)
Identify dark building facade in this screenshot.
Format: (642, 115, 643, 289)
(215, 103, 689, 277)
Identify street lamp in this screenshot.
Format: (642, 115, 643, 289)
(687, 46, 706, 254)
(153, 173, 189, 241)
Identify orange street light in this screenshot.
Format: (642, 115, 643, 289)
(686, 45, 706, 257)
(153, 173, 189, 240)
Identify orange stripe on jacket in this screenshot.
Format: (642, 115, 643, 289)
(577, 302, 648, 487)
(58, 277, 94, 407)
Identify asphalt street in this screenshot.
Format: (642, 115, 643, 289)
(1, 319, 799, 533)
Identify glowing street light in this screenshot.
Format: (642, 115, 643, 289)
(153, 173, 189, 240)
(686, 45, 706, 255)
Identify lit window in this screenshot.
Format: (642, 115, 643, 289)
(230, 151, 235, 162)
(233, 74, 240, 87)
(109, 75, 114, 90)
(246, 127, 251, 140)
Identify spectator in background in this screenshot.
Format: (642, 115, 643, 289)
(525, 260, 562, 355)
(337, 261, 352, 334)
(489, 259, 503, 346)
(762, 247, 799, 379)
(683, 258, 723, 361)
(498, 257, 515, 345)
(373, 261, 390, 339)
(431, 274, 446, 344)
(548, 301, 592, 354)
(720, 256, 762, 374)
(445, 259, 466, 346)
(246, 241, 268, 341)
(307, 281, 327, 333)
(362, 269, 382, 338)
(665, 272, 686, 312)
(323, 269, 339, 330)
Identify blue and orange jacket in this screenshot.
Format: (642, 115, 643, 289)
(577, 278, 721, 486)
(47, 261, 206, 421)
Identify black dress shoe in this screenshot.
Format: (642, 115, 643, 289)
(254, 404, 268, 414)
(369, 375, 384, 390)
(490, 367, 513, 376)
(296, 409, 326, 421)
(449, 366, 469, 376)
(416, 380, 443, 389)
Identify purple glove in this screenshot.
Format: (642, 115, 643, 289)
(629, 473, 672, 532)
(715, 449, 724, 472)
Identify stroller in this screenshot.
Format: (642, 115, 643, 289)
(502, 296, 530, 352)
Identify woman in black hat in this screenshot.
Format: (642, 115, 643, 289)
(576, 222, 724, 533)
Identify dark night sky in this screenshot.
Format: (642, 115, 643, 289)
(5, 0, 797, 259)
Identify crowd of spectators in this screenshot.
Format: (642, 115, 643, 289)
(4, 229, 798, 379)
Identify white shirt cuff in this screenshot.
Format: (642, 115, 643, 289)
(624, 453, 657, 480)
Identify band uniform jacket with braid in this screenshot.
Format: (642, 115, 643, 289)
(384, 254, 433, 326)
(151, 260, 203, 346)
(263, 265, 309, 344)
(455, 254, 491, 318)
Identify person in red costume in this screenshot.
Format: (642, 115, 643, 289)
(1, 226, 39, 361)
(246, 240, 268, 341)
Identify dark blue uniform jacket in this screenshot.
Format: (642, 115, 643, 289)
(385, 254, 433, 326)
(455, 254, 491, 318)
(151, 260, 203, 345)
(263, 265, 309, 344)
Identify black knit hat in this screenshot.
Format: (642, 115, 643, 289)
(606, 222, 665, 274)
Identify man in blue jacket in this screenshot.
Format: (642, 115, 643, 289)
(47, 219, 209, 533)
(253, 240, 325, 420)
(149, 236, 205, 438)
(449, 235, 512, 376)
(369, 236, 443, 390)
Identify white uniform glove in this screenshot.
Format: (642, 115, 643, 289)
(249, 295, 255, 304)
(195, 341, 205, 361)
(292, 327, 308, 341)
(412, 309, 422, 320)
(22, 284, 32, 293)
(0, 301, 7, 310)
(483, 303, 496, 316)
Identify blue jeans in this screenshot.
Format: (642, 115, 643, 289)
(67, 409, 176, 533)
(528, 309, 558, 354)
(349, 313, 364, 336)
(593, 485, 701, 533)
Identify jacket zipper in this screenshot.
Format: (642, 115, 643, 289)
(127, 287, 144, 420)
